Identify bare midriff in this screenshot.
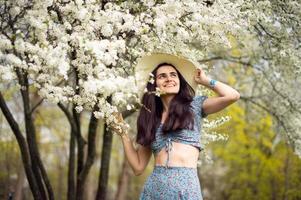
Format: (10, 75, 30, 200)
(154, 142, 199, 168)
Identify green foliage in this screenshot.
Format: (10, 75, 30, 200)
(202, 103, 301, 200)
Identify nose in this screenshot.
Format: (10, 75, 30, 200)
(165, 74, 173, 82)
(166, 76, 171, 82)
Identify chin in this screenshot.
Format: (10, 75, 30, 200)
(162, 90, 179, 95)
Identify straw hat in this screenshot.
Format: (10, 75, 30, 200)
(135, 53, 199, 96)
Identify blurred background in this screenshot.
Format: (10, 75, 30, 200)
(1, 0, 301, 199)
(1, 65, 301, 200)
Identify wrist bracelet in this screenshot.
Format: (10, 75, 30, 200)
(209, 79, 217, 88)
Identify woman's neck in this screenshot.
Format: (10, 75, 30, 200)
(161, 94, 175, 112)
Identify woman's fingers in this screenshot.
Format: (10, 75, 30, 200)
(195, 68, 203, 76)
(195, 69, 202, 81)
(109, 112, 128, 136)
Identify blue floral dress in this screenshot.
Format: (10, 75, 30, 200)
(139, 96, 207, 200)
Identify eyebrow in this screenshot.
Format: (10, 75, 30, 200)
(157, 71, 178, 77)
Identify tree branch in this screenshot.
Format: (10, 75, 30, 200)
(16, 68, 54, 200)
(0, 91, 43, 199)
(76, 106, 99, 200)
(240, 95, 290, 136)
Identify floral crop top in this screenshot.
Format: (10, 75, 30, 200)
(150, 95, 208, 168)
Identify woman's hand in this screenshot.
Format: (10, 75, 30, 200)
(108, 112, 129, 137)
(194, 68, 210, 85)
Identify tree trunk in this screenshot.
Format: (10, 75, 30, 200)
(76, 111, 98, 200)
(68, 128, 77, 200)
(74, 107, 85, 176)
(96, 123, 113, 200)
(115, 159, 131, 200)
(58, 103, 77, 200)
(0, 92, 43, 199)
(95, 107, 135, 200)
(18, 69, 54, 200)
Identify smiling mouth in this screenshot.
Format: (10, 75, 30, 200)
(164, 84, 175, 87)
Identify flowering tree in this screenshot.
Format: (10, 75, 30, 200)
(216, 0, 301, 158)
(1, 0, 300, 199)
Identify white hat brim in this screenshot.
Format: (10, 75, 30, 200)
(135, 53, 198, 96)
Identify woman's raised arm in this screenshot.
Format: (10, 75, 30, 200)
(194, 68, 240, 116)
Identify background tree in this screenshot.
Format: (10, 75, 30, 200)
(207, 0, 301, 157)
(0, 0, 251, 199)
(199, 102, 301, 200)
(1, 0, 301, 199)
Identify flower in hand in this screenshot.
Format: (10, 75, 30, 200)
(108, 112, 129, 137)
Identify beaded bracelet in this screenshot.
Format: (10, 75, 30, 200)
(209, 79, 217, 88)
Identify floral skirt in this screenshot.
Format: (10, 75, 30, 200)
(139, 166, 203, 200)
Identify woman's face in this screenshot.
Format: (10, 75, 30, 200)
(155, 65, 180, 95)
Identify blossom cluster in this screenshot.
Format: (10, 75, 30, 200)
(6, 0, 297, 159)
(232, 0, 301, 157)
(0, 0, 249, 116)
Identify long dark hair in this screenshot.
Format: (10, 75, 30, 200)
(136, 63, 195, 146)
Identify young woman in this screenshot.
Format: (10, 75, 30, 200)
(113, 53, 240, 200)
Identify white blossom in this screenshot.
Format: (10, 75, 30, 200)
(1, 0, 300, 157)
(101, 24, 114, 37)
